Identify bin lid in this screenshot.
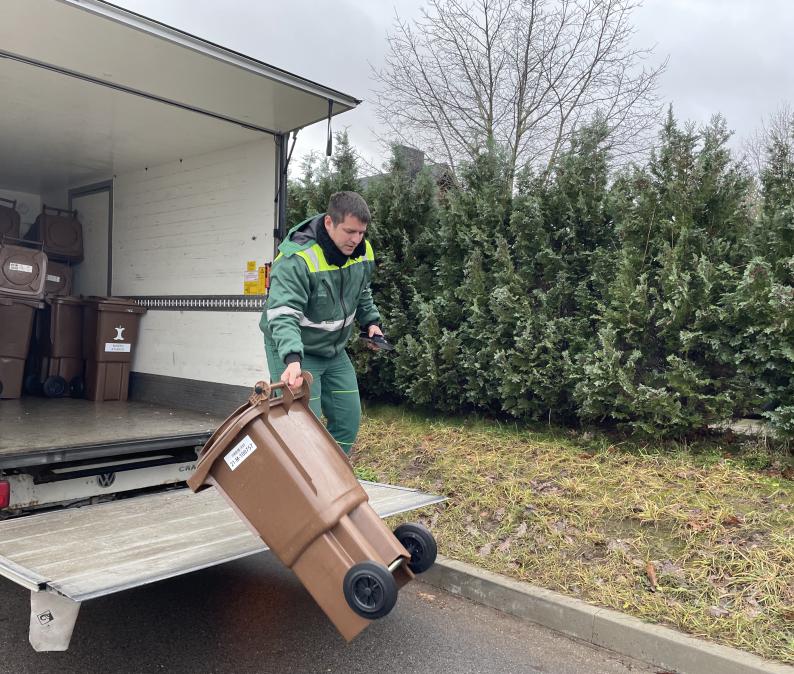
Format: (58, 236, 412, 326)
(0, 295, 44, 309)
(46, 295, 83, 307)
(83, 296, 147, 314)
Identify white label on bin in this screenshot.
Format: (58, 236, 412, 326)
(105, 343, 131, 352)
(224, 435, 257, 471)
(46, 274, 61, 283)
(10, 262, 33, 273)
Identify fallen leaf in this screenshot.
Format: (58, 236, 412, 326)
(577, 452, 595, 459)
(721, 514, 743, 527)
(497, 538, 512, 553)
(782, 466, 794, 480)
(514, 521, 528, 537)
(478, 543, 493, 556)
(494, 508, 506, 521)
(707, 606, 730, 618)
(645, 561, 658, 592)
(417, 591, 436, 602)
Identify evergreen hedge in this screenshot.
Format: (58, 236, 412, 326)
(287, 120, 794, 439)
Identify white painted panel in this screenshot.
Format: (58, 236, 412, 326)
(112, 140, 275, 295)
(0, 188, 41, 237)
(71, 190, 110, 296)
(132, 311, 268, 386)
(0, 0, 356, 137)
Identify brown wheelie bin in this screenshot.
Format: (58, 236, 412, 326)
(24, 205, 83, 263)
(0, 239, 48, 299)
(0, 198, 21, 240)
(0, 297, 44, 399)
(82, 296, 147, 401)
(36, 296, 85, 398)
(43, 260, 73, 296)
(187, 374, 438, 641)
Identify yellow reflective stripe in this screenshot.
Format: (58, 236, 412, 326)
(295, 249, 319, 272)
(297, 242, 375, 273)
(312, 244, 335, 272)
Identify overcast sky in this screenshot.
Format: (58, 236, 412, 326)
(116, 0, 794, 173)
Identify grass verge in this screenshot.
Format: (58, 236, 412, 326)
(352, 405, 794, 664)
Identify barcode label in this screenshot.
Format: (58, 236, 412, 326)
(46, 274, 61, 283)
(105, 343, 131, 352)
(10, 262, 33, 273)
(224, 435, 257, 471)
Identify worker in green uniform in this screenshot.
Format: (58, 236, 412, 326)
(260, 191, 383, 454)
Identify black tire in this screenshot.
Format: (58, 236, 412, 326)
(343, 561, 398, 620)
(24, 374, 43, 396)
(43, 375, 67, 398)
(69, 375, 85, 398)
(393, 522, 438, 574)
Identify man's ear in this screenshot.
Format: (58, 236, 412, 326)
(324, 214, 335, 231)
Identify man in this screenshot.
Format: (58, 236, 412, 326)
(260, 191, 384, 454)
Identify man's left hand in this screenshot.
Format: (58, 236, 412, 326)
(364, 324, 384, 351)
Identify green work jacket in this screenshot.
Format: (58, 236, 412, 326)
(260, 214, 380, 362)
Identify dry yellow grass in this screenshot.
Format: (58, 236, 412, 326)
(353, 406, 794, 664)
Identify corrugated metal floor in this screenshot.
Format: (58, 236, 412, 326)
(0, 483, 445, 601)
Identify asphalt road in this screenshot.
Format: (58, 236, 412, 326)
(0, 552, 656, 674)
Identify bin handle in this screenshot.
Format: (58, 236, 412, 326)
(252, 371, 313, 412)
(0, 197, 17, 208)
(0, 235, 44, 249)
(42, 204, 78, 217)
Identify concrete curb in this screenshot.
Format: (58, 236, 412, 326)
(421, 556, 793, 674)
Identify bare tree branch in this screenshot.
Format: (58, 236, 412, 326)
(372, 0, 665, 185)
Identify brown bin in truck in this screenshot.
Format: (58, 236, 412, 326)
(0, 240, 47, 299)
(25, 205, 83, 263)
(36, 296, 85, 398)
(44, 260, 73, 296)
(0, 297, 44, 399)
(0, 198, 21, 240)
(187, 375, 438, 641)
(82, 297, 146, 401)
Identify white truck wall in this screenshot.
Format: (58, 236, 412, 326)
(112, 139, 275, 386)
(0, 188, 41, 236)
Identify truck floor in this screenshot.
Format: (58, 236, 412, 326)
(0, 398, 221, 468)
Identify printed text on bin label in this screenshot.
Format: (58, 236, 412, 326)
(10, 262, 33, 273)
(46, 274, 61, 283)
(224, 435, 257, 471)
(105, 343, 131, 352)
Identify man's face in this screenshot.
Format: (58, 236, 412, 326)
(324, 214, 367, 256)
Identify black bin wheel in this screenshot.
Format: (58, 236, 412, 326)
(24, 374, 42, 396)
(343, 561, 398, 620)
(69, 375, 85, 398)
(393, 522, 438, 574)
(42, 375, 67, 398)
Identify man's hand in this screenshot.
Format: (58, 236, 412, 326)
(364, 324, 384, 350)
(281, 361, 304, 389)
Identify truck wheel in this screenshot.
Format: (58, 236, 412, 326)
(393, 522, 438, 574)
(69, 376, 85, 398)
(43, 375, 67, 398)
(343, 561, 398, 619)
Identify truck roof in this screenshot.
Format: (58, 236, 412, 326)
(0, 0, 361, 193)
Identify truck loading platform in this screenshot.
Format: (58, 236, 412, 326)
(0, 398, 221, 468)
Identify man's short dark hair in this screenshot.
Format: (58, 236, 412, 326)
(327, 191, 371, 226)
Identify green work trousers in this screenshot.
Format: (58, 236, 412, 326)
(265, 340, 361, 454)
